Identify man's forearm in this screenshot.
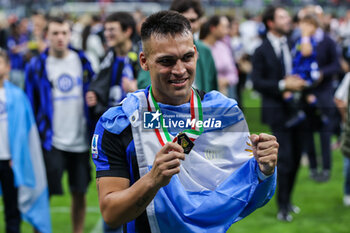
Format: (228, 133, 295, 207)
(98, 173, 160, 228)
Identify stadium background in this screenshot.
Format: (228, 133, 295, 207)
(0, 0, 349, 232)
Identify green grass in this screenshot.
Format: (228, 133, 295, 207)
(227, 90, 349, 233)
(1, 89, 349, 233)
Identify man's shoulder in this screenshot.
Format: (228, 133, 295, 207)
(256, 38, 271, 51)
(202, 91, 244, 129)
(194, 40, 211, 54)
(98, 89, 147, 134)
(253, 39, 272, 58)
(203, 90, 237, 105)
(98, 105, 131, 135)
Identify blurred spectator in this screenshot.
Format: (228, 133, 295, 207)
(334, 72, 350, 207)
(25, 16, 95, 233)
(200, 15, 238, 99)
(239, 12, 262, 57)
(301, 5, 341, 183)
(252, 5, 306, 222)
(7, 20, 28, 88)
(81, 15, 105, 72)
(0, 49, 51, 233)
(137, 0, 218, 93)
(283, 14, 321, 129)
(339, 9, 350, 49)
(87, 12, 139, 121)
(28, 10, 47, 56)
(0, 13, 7, 49)
(227, 15, 252, 109)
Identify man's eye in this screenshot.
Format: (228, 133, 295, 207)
(183, 54, 194, 62)
(159, 59, 175, 66)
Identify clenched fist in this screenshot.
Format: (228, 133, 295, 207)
(250, 133, 278, 176)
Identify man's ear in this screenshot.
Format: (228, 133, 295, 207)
(139, 51, 149, 71)
(126, 27, 133, 38)
(267, 20, 274, 31)
(194, 45, 198, 59)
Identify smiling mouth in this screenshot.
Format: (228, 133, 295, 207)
(168, 78, 188, 84)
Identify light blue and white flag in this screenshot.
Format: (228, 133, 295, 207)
(115, 88, 277, 233)
(5, 80, 51, 233)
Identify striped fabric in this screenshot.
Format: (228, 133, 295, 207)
(115, 88, 277, 233)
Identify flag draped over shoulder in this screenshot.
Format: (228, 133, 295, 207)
(101, 88, 276, 233)
(4, 80, 51, 233)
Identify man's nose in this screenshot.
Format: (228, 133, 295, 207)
(172, 60, 186, 76)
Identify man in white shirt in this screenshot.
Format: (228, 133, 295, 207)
(252, 6, 306, 222)
(25, 17, 95, 233)
(334, 73, 350, 207)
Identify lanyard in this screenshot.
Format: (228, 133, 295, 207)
(147, 86, 203, 147)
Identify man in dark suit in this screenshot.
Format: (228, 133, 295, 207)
(252, 6, 307, 222)
(298, 5, 341, 183)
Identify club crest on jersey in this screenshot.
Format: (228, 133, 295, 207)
(91, 134, 99, 158)
(57, 74, 74, 92)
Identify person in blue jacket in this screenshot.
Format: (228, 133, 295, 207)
(25, 16, 95, 233)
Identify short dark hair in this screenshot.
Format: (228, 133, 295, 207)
(300, 13, 319, 27)
(46, 16, 69, 32)
(141, 10, 191, 42)
(105, 12, 136, 37)
(262, 5, 284, 30)
(48, 16, 66, 25)
(169, 0, 204, 18)
(199, 15, 221, 40)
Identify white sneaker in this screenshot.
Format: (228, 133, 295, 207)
(344, 195, 350, 207)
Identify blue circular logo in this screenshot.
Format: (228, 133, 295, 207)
(57, 74, 74, 93)
(0, 100, 5, 115)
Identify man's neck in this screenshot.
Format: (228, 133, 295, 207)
(114, 40, 132, 57)
(152, 90, 192, 106)
(269, 30, 283, 38)
(49, 48, 69, 58)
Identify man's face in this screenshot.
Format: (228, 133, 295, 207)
(47, 22, 71, 53)
(104, 21, 129, 48)
(140, 33, 198, 105)
(32, 14, 46, 32)
(181, 8, 200, 34)
(213, 16, 229, 40)
(272, 8, 292, 35)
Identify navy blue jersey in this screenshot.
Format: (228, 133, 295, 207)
(292, 38, 320, 86)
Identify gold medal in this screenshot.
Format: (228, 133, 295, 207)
(177, 132, 194, 154)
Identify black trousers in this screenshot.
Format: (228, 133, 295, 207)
(271, 123, 305, 212)
(0, 160, 21, 233)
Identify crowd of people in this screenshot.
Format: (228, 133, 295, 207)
(1, 0, 350, 232)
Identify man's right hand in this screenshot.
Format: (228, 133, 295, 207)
(149, 142, 185, 188)
(284, 75, 306, 92)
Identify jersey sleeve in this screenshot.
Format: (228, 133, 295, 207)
(92, 119, 133, 179)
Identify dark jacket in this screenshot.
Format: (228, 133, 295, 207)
(251, 38, 288, 126)
(25, 47, 95, 151)
(89, 48, 139, 118)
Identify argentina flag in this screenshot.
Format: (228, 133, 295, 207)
(4, 80, 51, 233)
(109, 88, 277, 233)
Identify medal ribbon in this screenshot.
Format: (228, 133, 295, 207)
(148, 86, 203, 147)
